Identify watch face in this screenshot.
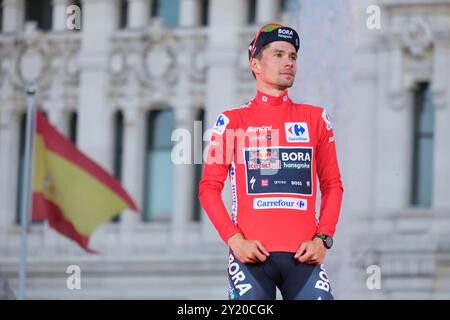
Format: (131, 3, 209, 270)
(325, 236, 333, 248)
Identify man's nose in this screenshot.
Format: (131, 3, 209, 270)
(284, 59, 294, 68)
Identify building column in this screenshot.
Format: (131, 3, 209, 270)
(120, 105, 144, 232)
(180, 0, 200, 27)
(77, 0, 116, 170)
(171, 104, 196, 246)
(2, 0, 24, 33)
(431, 43, 450, 208)
(201, 0, 246, 244)
(374, 42, 413, 209)
(127, 0, 149, 29)
(0, 109, 19, 243)
(256, 0, 277, 24)
(52, 0, 69, 32)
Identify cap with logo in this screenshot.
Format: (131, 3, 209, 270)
(248, 23, 300, 61)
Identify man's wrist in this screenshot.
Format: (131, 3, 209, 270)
(313, 233, 333, 249)
(313, 237, 325, 246)
(227, 233, 244, 247)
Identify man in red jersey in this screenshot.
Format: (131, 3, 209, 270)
(199, 23, 343, 300)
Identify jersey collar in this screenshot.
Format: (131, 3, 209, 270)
(254, 90, 291, 107)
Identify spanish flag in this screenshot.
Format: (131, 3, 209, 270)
(32, 111, 138, 253)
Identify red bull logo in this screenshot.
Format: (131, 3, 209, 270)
(249, 149, 279, 160)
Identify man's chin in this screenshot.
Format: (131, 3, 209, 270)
(277, 80, 295, 89)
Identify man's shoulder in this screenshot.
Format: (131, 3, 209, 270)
(223, 101, 253, 114)
(291, 101, 324, 114)
(219, 101, 253, 119)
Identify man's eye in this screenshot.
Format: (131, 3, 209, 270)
(275, 53, 282, 57)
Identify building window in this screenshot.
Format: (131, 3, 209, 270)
(280, 0, 288, 12)
(118, 0, 128, 29)
(200, 0, 209, 27)
(0, 0, 3, 33)
(247, 0, 257, 25)
(411, 82, 434, 207)
(151, 0, 160, 18)
(112, 110, 124, 223)
(69, 1, 82, 12)
(150, 0, 180, 27)
(193, 108, 205, 221)
(143, 109, 174, 221)
(69, 0, 82, 9)
(25, 0, 53, 31)
(68, 111, 77, 144)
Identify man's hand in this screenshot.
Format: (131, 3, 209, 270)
(294, 238, 327, 264)
(227, 233, 270, 264)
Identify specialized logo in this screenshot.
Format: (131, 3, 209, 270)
(250, 176, 256, 190)
(322, 109, 332, 131)
(212, 114, 230, 135)
(253, 197, 308, 210)
(285, 122, 309, 142)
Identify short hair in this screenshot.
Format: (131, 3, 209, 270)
(253, 44, 269, 60)
(250, 44, 269, 79)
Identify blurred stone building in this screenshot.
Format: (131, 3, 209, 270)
(0, 0, 449, 299)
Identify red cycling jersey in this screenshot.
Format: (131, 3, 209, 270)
(199, 90, 343, 253)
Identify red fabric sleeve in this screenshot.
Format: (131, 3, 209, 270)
(199, 112, 241, 244)
(315, 109, 344, 237)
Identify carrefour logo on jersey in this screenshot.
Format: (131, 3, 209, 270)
(285, 122, 309, 142)
(253, 197, 308, 211)
(212, 114, 230, 135)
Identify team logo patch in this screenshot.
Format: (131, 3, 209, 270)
(212, 114, 230, 135)
(322, 110, 332, 131)
(243, 147, 313, 196)
(285, 122, 309, 142)
(278, 28, 293, 39)
(253, 197, 308, 210)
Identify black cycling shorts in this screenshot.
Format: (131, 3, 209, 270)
(227, 250, 334, 300)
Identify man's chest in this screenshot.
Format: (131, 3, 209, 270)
(232, 116, 317, 197)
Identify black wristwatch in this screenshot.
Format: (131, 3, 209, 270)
(313, 233, 333, 249)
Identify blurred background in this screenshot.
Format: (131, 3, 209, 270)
(0, 0, 449, 299)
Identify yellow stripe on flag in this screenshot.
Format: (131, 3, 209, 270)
(33, 134, 128, 236)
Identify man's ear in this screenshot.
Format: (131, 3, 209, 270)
(250, 58, 260, 76)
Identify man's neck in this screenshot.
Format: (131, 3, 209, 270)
(256, 82, 288, 97)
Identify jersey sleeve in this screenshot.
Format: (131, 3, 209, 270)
(199, 112, 241, 244)
(315, 108, 344, 237)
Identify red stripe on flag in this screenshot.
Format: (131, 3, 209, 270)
(32, 193, 98, 254)
(35, 111, 138, 212)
